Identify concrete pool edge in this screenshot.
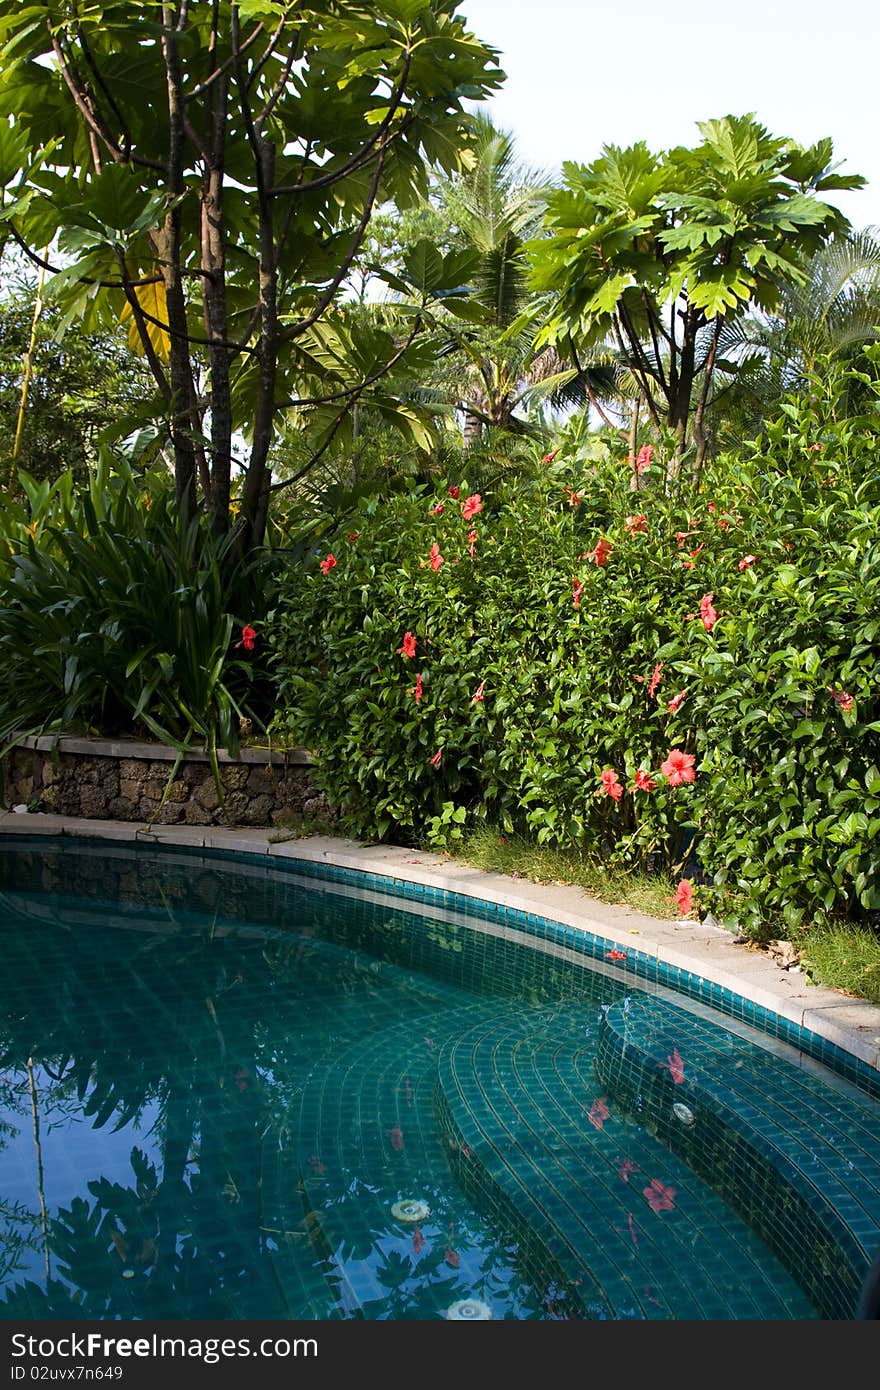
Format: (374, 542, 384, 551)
(2, 809, 880, 1077)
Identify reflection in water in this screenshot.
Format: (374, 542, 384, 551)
(0, 842, 599, 1320)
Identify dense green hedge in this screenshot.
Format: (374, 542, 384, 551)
(271, 368, 880, 935)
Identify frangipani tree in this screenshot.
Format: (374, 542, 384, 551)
(528, 114, 864, 474)
(0, 1, 503, 548)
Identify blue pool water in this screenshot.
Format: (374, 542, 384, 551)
(0, 836, 878, 1320)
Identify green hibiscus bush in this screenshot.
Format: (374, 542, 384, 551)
(270, 358, 880, 936)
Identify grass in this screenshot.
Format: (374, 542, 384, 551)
(455, 826, 680, 921)
(799, 924, 880, 1005)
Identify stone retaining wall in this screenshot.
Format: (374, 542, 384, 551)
(1, 737, 335, 828)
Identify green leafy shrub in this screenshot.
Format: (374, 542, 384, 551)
(0, 459, 273, 763)
(270, 360, 880, 936)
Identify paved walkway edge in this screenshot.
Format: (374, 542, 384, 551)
(2, 811, 879, 1074)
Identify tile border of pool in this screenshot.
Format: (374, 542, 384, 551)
(2, 811, 880, 1093)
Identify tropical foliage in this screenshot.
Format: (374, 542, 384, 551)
(528, 115, 864, 472)
(0, 0, 503, 546)
(0, 461, 270, 766)
(270, 355, 880, 936)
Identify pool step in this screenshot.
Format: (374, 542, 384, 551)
(293, 1004, 585, 1319)
(596, 996, 880, 1319)
(436, 1006, 818, 1319)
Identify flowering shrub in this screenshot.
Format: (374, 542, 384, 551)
(270, 360, 880, 934)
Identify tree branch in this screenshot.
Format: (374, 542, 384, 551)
(270, 52, 412, 197)
(281, 143, 388, 343)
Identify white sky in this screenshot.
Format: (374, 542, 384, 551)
(459, 0, 880, 230)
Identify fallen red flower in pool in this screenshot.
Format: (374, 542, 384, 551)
(319, 553, 336, 575)
(387, 1126, 404, 1151)
(627, 1213, 639, 1248)
(643, 1179, 676, 1213)
(618, 1157, 639, 1183)
(606, 947, 626, 961)
(588, 1097, 611, 1130)
(412, 1227, 425, 1255)
(445, 1246, 460, 1268)
(663, 1047, 685, 1084)
(307, 1155, 325, 1176)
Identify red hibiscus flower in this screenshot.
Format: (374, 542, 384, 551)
(618, 1157, 639, 1183)
(707, 502, 716, 514)
(648, 662, 663, 698)
(347, 532, 359, 542)
(636, 444, 653, 473)
(413, 672, 423, 703)
(429, 749, 443, 768)
(448, 485, 460, 499)
(625, 514, 647, 535)
(588, 1097, 611, 1130)
(592, 537, 613, 567)
(471, 681, 486, 703)
(828, 687, 853, 712)
(660, 749, 696, 786)
(633, 768, 657, 792)
(663, 1047, 686, 1084)
(673, 879, 695, 916)
(429, 502, 445, 515)
(429, 542, 444, 571)
(397, 631, 417, 658)
(240, 625, 256, 652)
(808, 442, 824, 453)
(467, 527, 477, 558)
(599, 768, 624, 802)
(643, 1179, 676, 1213)
(738, 554, 757, 571)
(666, 689, 688, 714)
(699, 593, 718, 631)
(319, 553, 336, 575)
(572, 577, 584, 609)
(461, 493, 483, 521)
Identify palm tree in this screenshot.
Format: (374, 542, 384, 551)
(434, 116, 560, 444)
(714, 227, 880, 438)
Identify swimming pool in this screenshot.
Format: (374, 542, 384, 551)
(1, 835, 878, 1320)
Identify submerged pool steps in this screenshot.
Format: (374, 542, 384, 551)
(595, 997, 880, 1319)
(435, 1007, 816, 1319)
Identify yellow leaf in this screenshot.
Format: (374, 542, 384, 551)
(119, 276, 171, 362)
